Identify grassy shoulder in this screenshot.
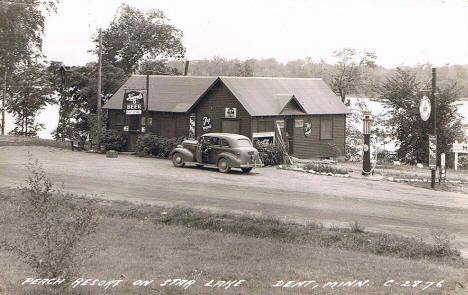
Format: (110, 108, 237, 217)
(0, 188, 467, 295)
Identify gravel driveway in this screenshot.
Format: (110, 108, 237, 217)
(1, 145, 467, 256)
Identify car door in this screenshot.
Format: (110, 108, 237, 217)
(208, 137, 222, 164)
(196, 136, 209, 163)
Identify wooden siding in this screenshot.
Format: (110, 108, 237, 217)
(293, 114, 346, 159)
(194, 81, 252, 138)
(108, 110, 189, 138)
(108, 109, 125, 130)
(252, 114, 346, 159)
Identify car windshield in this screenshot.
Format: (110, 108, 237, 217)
(236, 139, 252, 147)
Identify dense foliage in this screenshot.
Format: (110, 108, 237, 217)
(7, 62, 54, 136)
(100, 129, 127, 151)
(135, 134, 184, 158)
(96, 4, 185, 75)
(378, 68, 465, 163)
(254, 142, 284, 166)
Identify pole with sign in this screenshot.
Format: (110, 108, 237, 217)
(430, 68, 437, 189)
(362, 112, 372, 175)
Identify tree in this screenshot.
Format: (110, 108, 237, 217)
(47, 61, 127, 141)
(7, 62, 54, 136)
(137, 59, 181, 75)
(0, 0, 56, 69)
(378, 68, 465, 163)
(97, 4, 185, 75)
(330, 48, 377, 103)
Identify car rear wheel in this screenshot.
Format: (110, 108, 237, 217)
(172, 153, 185, 167)
(241, 167, 252, 173)
(217, 158, 231, 173)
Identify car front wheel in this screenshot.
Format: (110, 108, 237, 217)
(172, 153, 185, 167)
(217, 158, 231, 173)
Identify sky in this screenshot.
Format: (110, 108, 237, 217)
(4, 0, 468, 138)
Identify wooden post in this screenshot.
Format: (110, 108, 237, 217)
(97, 29, 103, 150)
(184, 60, 189, 76)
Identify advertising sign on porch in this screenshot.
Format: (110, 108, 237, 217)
(428, 135, 437, 170)
(123, 89, 145, 115)
(202, 115, 212, 131)
(304, 120, 312, 137)
(225, 107, 237, 118)
(295, 119, 303, 128)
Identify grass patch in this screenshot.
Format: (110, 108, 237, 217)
(1, 188, 467, 295)
(95, 200, 463, 264)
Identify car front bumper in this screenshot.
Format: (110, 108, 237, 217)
(240, 161, 264, 168)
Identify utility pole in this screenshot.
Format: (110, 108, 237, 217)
(145, 74, 149, 133)
(431, 68, 437, 188)
(96, 29, 103, 150)
(1, 69, 6, 136)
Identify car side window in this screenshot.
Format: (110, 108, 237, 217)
(211, 137, 220, 146)
(220, 139, 230, 147)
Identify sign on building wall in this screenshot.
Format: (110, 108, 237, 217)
(225, 107, 237, 118)
(295, 119, 303, 128)
(123, 89, 145, 115)
(452, 141, 468, 153)
(428, 135, 437, 170)
(202, 115, 212, 131)
(189, 114, 196, 138)
(304, 120, 312, 137)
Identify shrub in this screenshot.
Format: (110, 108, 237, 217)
(135, 134, 184, 158)
(301, 162, 349, 175)
(100, 129, 126, 151)
(326, 143, 341, 160)
(254, 142, 284, 166)
(0, 159, 98, 281)
(458, 155, 468, 169)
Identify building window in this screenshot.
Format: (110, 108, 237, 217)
(320, 119, 333, 140)
(222, 119, 240, 134)
(258, 120, 274, 132)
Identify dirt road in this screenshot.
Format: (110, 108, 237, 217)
(1, 145, 467, 256)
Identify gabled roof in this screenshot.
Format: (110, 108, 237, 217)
(103, 75, 350, 115)
(103, 75, 217, 112)
(220, 76, 350, 116)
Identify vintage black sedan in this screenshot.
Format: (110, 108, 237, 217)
(170, 133, 263, 173)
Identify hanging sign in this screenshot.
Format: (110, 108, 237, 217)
(202, 115, 212, 131)
(428, 135, 437, 170)
(225, 107, 237, 118)
(295, 119, 303, 128)
(123, 89, 145, 115)
(419, 96, 431, 121)
(303, 120, 312, 137)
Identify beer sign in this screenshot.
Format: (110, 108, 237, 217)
(225, 107, 237, 118)
(428, 135, 437, 170)
(123, 90, 145, 115)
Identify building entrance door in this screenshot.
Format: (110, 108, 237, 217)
(285, 118, 294, 154)
(126, 115, 140, 151)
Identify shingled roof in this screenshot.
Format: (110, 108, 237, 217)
(103, 75, 350, 115)
(103, 75, 217, 112)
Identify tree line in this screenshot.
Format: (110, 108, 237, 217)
(1, 2, 466, 163)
